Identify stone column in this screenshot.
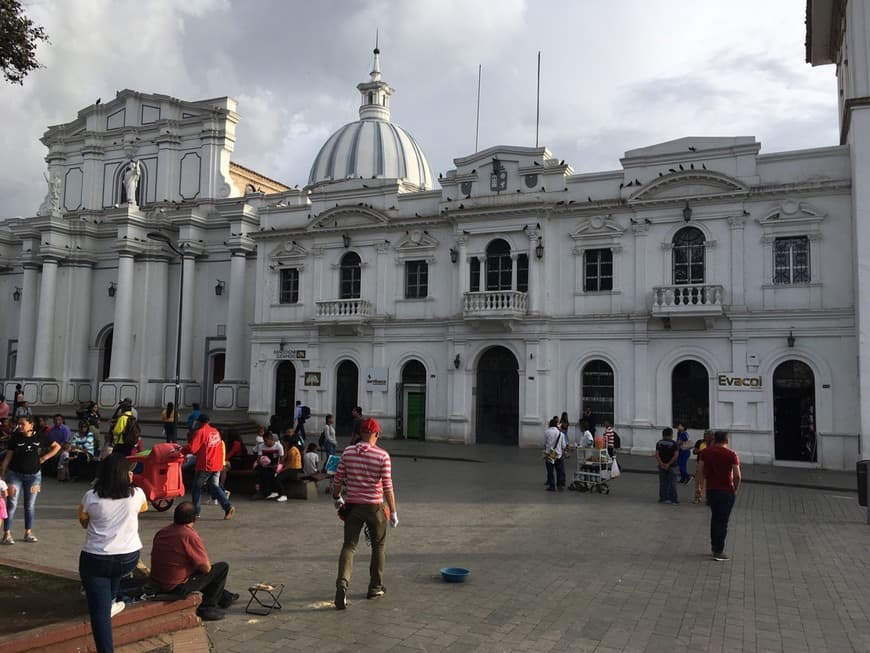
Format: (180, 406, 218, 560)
(32, 257, 60, 378)
(223, 251, 248, 382)
(632, 222, 649, 310)
(728, 215, 746, 309)
(15, 264, 40, 378)
(178, 252, 196, 381)
(528, 233, 541, 313)
(67, 263, 94, 379)
(109, 253, 135, 379)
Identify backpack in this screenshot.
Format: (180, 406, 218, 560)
(122, 415, 140, 446)
(300, 405, 311, 421)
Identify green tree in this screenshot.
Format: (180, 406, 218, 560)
(0, 0, 49, 85)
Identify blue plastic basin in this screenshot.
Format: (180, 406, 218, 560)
(440, 567, 470, 583)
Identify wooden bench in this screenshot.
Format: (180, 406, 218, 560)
(222, 453, 327, 500)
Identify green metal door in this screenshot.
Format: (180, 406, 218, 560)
(406, 392, 425, 439)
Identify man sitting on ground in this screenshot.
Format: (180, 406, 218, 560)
(149, 501, 239, 621)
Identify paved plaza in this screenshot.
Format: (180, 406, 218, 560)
(1, 439, 867, 653)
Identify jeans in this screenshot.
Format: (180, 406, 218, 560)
(192, 471, 231, 515)
(79, 549, 140, 653)
(322, 440, 336, 460)
(275, 468, 301, 497)
(677, 449, 691, 481)
(544, 457, 565, 489)
(337, 503, 387, 593)
(168, 561, 230, 608)
(658, 466, 678, 503)
(707, 490, 736, 554)
(4, 469, 41, 532)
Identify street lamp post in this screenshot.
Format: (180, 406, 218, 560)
(147, 231, 185, 435)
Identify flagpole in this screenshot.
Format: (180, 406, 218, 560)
(475, 64, 482, 152)
(535, 51, 541, 148)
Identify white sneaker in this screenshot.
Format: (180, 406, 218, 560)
(224, 490, 231, 500)
(110, 601, 126, 617)
(276, 495, 288, 503)
(208, 499, 218, 506)
(266, 492, 279, 500)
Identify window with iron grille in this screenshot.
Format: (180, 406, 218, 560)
(584, 248, 613, 292)
(581, 360, 614, 425)
(405, 260, 428, 298)
(773, 237, 810, 284)
(339, 252, 361, 299)
(279, 268, 299, 304)
(469, 258, 481, 292)
(672, 227, 705, 284)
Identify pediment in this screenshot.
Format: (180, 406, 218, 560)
(308, 205, 389, 231)
(270, 240, 308, 262)
(757, 199, 825, 226)
(394, 229, 439, 251)
(571, 215, 625, 240)
(630, 171, 748, 202)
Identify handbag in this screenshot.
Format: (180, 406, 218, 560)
(543, 430, 563, 462)
(610, 457, 621, 478)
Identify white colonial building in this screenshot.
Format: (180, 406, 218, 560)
(0, 3, 867, 469)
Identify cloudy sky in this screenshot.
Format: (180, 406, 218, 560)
(1, 0, 838, 217)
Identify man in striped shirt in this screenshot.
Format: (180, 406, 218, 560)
(332, 417, 398, 609)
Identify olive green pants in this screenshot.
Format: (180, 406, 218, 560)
(337, 503, 387, 593)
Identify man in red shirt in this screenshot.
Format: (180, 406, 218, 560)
(149, 501, 238, 621)
(182, 415, 234, 520)
(697, 430, 742, 561)
(331, 417, 398, 609)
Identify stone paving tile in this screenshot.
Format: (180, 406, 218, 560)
(1, 445, 867, 653)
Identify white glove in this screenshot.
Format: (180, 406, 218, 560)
(389, 512, 398, 528)
(333, 496, 345, 510)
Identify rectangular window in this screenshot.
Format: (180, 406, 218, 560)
(517, 254, 529, 293)
(773, 237, 810, 284)
(404, 260, 428, 298)
(584, 249, 613, 292)
(470, 259, 480, 292)
(279, 268, 299, 304)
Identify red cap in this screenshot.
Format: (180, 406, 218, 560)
(360, 417, 381, 435)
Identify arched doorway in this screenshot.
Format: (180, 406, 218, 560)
(581, 360, 615, 426)
(97, 327, 113, 382)
(205, 352, 225, 408)
(476, 346, 519, 445)
(335, 360, 359, 439)
(274, 361, 296, 434)
(398, 360, 426, 439)
(672, 360, 709, 430)
(773, 360, 816, 462)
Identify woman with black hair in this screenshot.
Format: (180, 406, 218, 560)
(78, 454, 147, 652)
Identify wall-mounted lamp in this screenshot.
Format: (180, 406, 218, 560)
(787, 329, 795, 348)
(449, 247, 458, 263)
(342, 233, 351, 248)
(682, 201, 692, 222)
(535, 241, 544, 259)
(453, 353, 461, 369)
(214, 279, 225, 296)
(12, 287, 21, 302)
(108, 282, 117, 298)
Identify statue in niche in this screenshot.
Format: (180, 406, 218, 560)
(38, 171, 62, 215)
(123, 160, 142, 206)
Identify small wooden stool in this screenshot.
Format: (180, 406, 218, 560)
(245, 583, 284, 615)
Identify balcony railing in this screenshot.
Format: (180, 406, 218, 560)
(463, 290, 528, 319)
(652, 284, 724, 316)
(316, 299, 374, 320)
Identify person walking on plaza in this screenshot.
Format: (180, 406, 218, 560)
(543, 416, 567, 491)
(692, 430, 713, 504)
(77, 454, 148, 653)
(655, 427, 679, 504)
(109, 399, 136, 457)
(332, 417, 397, 609)
(1, 415, 60, 544)
(320, 414, 337, 461)
(349, 406, 364, 444)
(182, 416, 234, 520)
(697, 430, 742, 561)
(676, 422, 693, 484)
(149, 501, 239, 621)
(161, 402, 177, 443)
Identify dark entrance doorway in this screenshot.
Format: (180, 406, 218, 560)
(335, 360, 359, 439)
(476, 346, 519, 445)
(99, 329, 113, 381)
(773, 360, 816, 462)
(672, 360, 709, 430)
(274, 361, 296, 434)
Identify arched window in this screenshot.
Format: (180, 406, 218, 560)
(672, 227, 705, 285)
(485, 239, 512, 291)
(581, 360, 614, 425)
(339, 252, 361, 299)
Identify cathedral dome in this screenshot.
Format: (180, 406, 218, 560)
(307, 48, 434, 191)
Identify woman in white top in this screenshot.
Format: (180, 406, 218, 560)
(78, 454, 147, 653)
(320, 413, 337, 459)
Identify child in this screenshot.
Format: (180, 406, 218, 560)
(253, 432, 283, 498)
(302, 442, 320, 476)
(57, 442, 71, 481)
